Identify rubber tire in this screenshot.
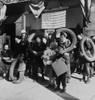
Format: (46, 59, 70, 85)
(55, 28, 77, 53)
(80, 36, 95, 62)
(9, 58, 18, 81)
(28, 33, 35, 42)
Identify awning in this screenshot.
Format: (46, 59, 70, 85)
(2, 1, 28, 25)
(3, 15, 21, 24)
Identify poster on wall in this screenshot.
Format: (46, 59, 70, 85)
(42, 10, 66, 29)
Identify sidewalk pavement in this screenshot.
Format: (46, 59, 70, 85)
(0, 73, 95, 100)
(0, 78, 64, 100)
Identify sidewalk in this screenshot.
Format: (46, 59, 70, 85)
(0, 73, 95, 100)
(0, 78, 64, 100)
(66, 73, 95, 100)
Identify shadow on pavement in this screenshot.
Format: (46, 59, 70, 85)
(36, 75, 80, 100)
(71, 75, 83, 81)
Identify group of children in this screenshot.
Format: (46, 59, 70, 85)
(1, 29, 94, 93)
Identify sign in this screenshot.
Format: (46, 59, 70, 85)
(52, 57, 68, 76)
(42, 10, 66, 29)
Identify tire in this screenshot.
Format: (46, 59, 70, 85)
(80, 36, 95, 62)
(9, 58, 18, 81)
(9, 58, 25, 82)
(55, 28, 77, 53)
(28, 33, 35, 42)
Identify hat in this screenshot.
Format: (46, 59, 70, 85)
(21, 29, 26, 34)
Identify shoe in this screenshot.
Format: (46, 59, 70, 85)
(47, 84, 55, 88)
(41, 77, 45, 82)
(0, 77, 3, 80)
(85, 78, 90, 84)
(54, 87, 60, 91)
(3, 73, 6, 78)
(67, 79, 70, 83)
(51, 84, 55, 89)
(9, 77, 17, 81)
(60, 88, 66, 93)
(13, 80, 22, 84)
(83, 76, 85, 82)
(47, 84, 52, 88)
